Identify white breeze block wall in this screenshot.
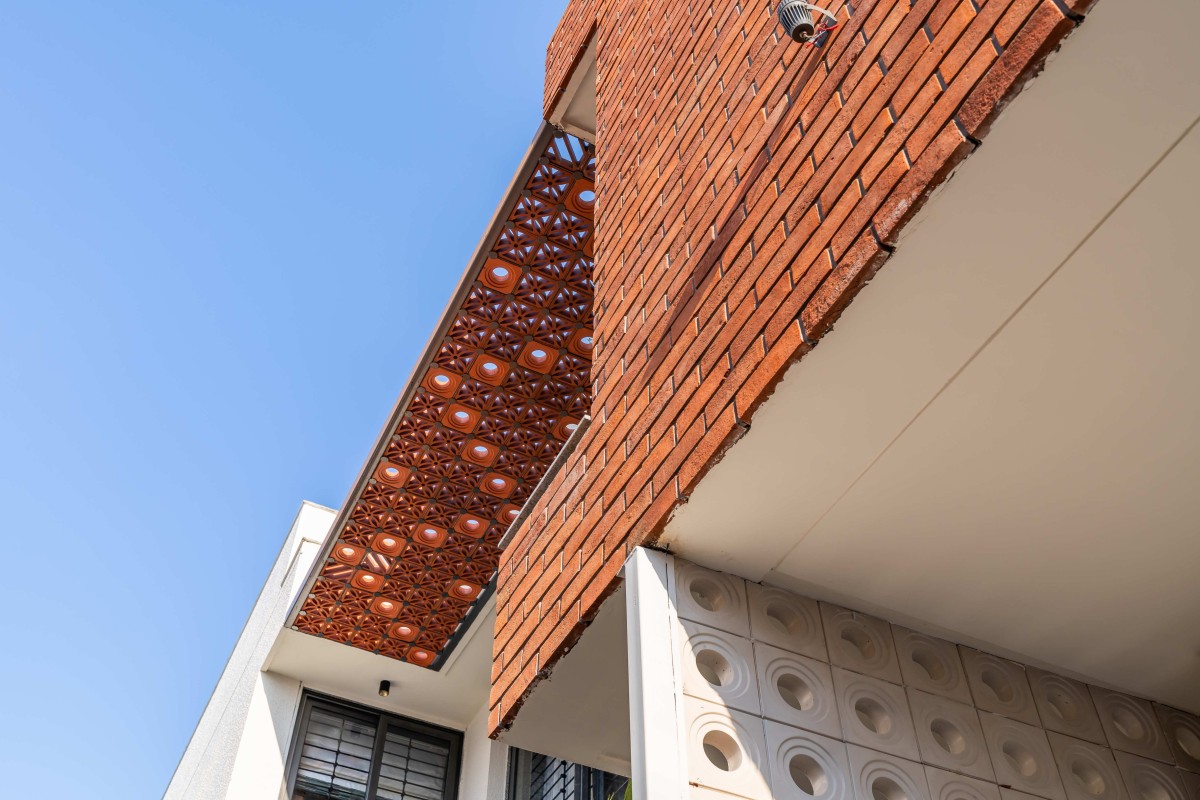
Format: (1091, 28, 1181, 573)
(623, 548, 1200, 800)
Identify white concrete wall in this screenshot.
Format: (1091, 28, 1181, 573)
(461, 706, 512, 800)
(626, 548, 1200, 800)
(163, 502, 334, 800)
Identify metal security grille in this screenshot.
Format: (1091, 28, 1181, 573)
(511, 750, 628, 800)
(288, 694, 462, 800)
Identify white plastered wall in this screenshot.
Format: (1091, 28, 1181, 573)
(625, 547, 1200, 800)
(164, 502, 334, 800)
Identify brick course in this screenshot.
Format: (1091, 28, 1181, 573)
(491, 0, 1090, 735)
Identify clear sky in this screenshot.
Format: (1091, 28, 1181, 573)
(0, 1, 566, 795)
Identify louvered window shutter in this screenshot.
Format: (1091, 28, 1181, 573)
(289, 695, 461, 800)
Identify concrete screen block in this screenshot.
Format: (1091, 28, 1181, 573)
(1179, 769, 1200, 800)
(980, 711, 1067, 800)
(765, 720, 853, 800)
(1153, 704, 1200, 773)
(909, 688, 995, 781)
(1028, 669, 1106, 745)
(894, 627, 972, 705)
(674, 560, 751, 637)
(684, 697, 772, 799)
(1112, 751, 1190, 800)
(924, 765, 1002, 800)
(834, 667, 920, 761)
(749, 583, 827, 661)
(962, 648, 1039, 726)
(847, 743, 932, 800)
(1047, 731, 1129, 800)
(822, 603, 902, 684)
(1091, 688, 1172, 763)
(680, 619, 761, 715)
(756, 641, 841, 739)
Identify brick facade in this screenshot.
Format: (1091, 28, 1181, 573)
(490, 0, 1094, 735)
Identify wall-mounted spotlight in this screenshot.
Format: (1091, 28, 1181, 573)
(778, 1, 841, 45)
(378, 680, 391, 698)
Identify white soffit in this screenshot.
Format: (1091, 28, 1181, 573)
(550, 38, 597, 143)
(265, 603, 495, 730)
(500, 585, 632, 775)
(662, 0, 1200, 713)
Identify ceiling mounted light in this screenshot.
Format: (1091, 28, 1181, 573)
(378, 680, 391, 698)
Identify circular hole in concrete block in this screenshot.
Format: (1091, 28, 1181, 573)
(689, 578, 728, 613)
(911, 647, 947, 682)
(1002, 741, 1039, 778)
(702, 730, 742, 772)
(1133, 776, 1171, 800)
(695, 648, 733, 687)
(841, 625, 878, 661)
(854, 697, 893, 736)
(767, 602, 805, 636)
(1177, 726, 1200, 760)
(777, 672, 816, 712)
(1046, 688, 1080, 722)
(790, 754, 828, 796)
(931, 718, 967, 755)
(1071, 760, 1107, 797)
(872, 777, 909, 800)
(1112, 707, 1146, 742)
(981, 667, 1016, 704)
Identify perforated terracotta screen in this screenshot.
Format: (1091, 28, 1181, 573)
(292, 131, 595, 668)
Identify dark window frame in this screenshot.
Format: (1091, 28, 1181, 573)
(506, 748, 628, 800)
(285, 691, 463, 800)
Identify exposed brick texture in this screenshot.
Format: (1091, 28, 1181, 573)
(493, 0, 1090, 735)
(544, 0, 596, 118)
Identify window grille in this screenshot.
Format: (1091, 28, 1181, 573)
(509, 749, 629, 800)
(288, 694, 462, 800)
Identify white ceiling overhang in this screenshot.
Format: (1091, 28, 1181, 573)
(662, 0, 1200, 713)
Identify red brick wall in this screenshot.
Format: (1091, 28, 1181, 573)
(543, 0, 596, 117)
(491, 0, 1092, 734)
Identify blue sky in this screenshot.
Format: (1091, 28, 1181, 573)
(0, 1, 566, 795)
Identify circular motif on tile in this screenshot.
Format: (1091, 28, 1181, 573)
(841, 676, 907, 752)
(857, 757, 922, 800)
(930, 718, 967, 755)
(1036, 674, 1089, 725)
(1124, 759, 1186, 800)
(933, 777, 993, 800)
(830, 616, 893, 675)
(772, 728, 848, 800)
(1176, 724, 1200, 761)
(690, 578, 727, 612)
(703, 729, 741, 771)
(687, 631, 751, 699)
(765, 599, 817, 640)
(1097, 692, 1162, 752)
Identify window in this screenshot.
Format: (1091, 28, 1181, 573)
(287, 694, 462, 800)
(508, 749, 628, 800)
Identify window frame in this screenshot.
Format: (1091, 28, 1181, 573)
(506, 748, 628, 800)
(285, 691, 464, 800)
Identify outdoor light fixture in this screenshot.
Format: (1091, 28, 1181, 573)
(777, 1, 840, 45)
(378, 680, 391, 698)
